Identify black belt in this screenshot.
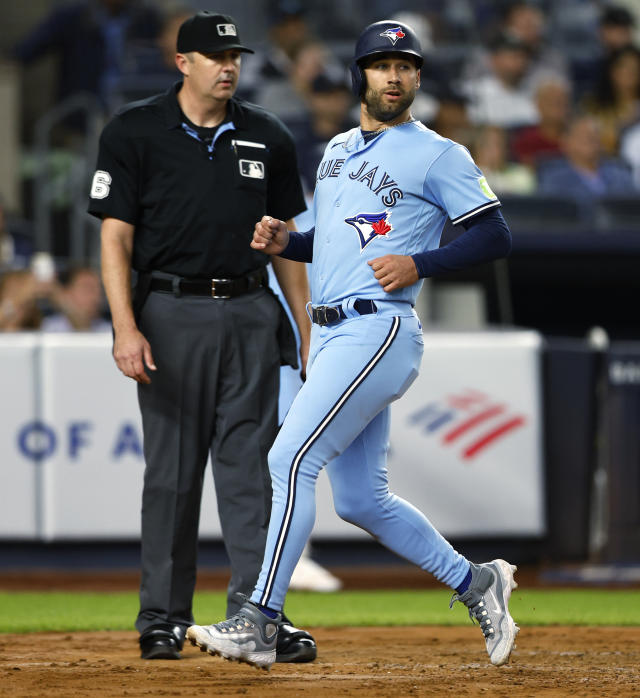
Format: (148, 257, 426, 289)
(149, 269, 267, 299)
(311, 299, 377, 326)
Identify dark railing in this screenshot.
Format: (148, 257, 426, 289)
(32, 93, 104, 263)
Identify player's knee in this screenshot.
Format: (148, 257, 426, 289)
(333, 492, 376, 529)
(333, 488, 397, 532)
(267, 439, 307, 491)
(267, 447, 288, 491)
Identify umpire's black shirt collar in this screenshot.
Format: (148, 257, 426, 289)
(162, 81, 247, 130)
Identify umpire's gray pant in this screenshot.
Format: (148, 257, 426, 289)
(134, 287, 281, 634)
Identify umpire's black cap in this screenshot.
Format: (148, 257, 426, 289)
(177, 11, 255, 54)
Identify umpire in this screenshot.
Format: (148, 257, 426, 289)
(88, 11, 315, 662)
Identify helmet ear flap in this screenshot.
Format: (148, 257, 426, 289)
(349, 60, 365, 97)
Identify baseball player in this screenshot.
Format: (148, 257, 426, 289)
(187, 20, 518, 669)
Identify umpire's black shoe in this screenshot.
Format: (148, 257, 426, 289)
(276, 614, 317, 663)
(139, 624, 183, 660)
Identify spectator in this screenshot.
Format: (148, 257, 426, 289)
(254, 40, 343, 125)
(238, 0, 312, 101)
(512, 77, 571, 167)
(429, 91, 473, 147)
(462, 3, 568, 90)
(242, 0, 347, 120)
(40, 266, 111, 332)
(538, 113, 637, 213)
(154, 6, 192, 75)
(583, 44, 640, 155)
(114, 5, 191, 105)
(288, 73, 355, 195)
(12, 0, 161, 113)
(572, 4, 637, 99)
(0, 196, 33, 271)
(264, 0, 310, 66)
(471, 125, 536, 195)
(0, 270, 41, 331)
(463, 33, 539, 128)
(501, 2, 569, 84)
(600, 5, 637, 52)
(620, 119, 640, 188)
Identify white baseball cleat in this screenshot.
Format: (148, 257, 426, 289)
(450, 559, 519, 666)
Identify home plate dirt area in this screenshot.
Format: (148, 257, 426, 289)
(1, 626, 639, 697)
(1, 568, 639, 697)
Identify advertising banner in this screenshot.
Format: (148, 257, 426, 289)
(2, 331, 544, 540)
(386, 331, 545, 537)
(35, 335, 225, 539)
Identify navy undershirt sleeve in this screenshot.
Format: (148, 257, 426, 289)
(411, 208, 511, 278)
(279, 228, 315, 263)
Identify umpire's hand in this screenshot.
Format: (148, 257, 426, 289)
(113, 327, 157, 384)
(251, 216, 290, 255)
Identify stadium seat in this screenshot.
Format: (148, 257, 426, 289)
(498, 194, 583, 233)
(596, 197, 640, 232)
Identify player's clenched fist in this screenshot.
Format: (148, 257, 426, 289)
(251, 216, 290, 255)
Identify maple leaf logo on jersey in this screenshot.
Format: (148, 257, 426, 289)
(379, 27, 406, 45)
(345, 211, 393, 251)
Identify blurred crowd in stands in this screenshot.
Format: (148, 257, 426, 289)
(1, 0, 640, 331)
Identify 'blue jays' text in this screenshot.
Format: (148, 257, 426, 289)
(317, 158, 404, 207)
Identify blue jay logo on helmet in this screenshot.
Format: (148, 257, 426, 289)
(345, 210, 393, 251)
(379, 27, 406, 45)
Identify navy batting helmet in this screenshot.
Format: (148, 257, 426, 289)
(350, 20, 424, 97)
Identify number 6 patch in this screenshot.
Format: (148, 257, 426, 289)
(90, 170, 112, 199)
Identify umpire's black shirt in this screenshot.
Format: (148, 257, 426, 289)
(88, 82, 306, 278)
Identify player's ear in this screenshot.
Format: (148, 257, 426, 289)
(415, 68, 421, 90)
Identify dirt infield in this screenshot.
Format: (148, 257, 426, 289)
(2, 626, 639, 697)
(2, 567, 639, 696)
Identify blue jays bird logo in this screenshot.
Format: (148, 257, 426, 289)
(379, 27, 406, 45)
(345, 211, 393, 251)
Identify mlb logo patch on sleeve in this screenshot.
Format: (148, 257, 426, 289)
(239, 160, 265, 179)
(217, 23, 237, 36)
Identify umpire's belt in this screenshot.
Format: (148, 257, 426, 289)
(149, 269, 267, 299)
(311, 299, 377, 326)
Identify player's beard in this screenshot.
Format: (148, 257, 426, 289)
(364, 85, 415, 123)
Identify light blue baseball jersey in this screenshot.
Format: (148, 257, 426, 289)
(310, 120, 500, 306)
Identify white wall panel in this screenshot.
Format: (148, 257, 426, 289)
(0, 335, 40, 537)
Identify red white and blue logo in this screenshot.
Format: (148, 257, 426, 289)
(379, 27, 406, 45)
(345, 210, 393, 251)
(408, 389, 526, 461)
